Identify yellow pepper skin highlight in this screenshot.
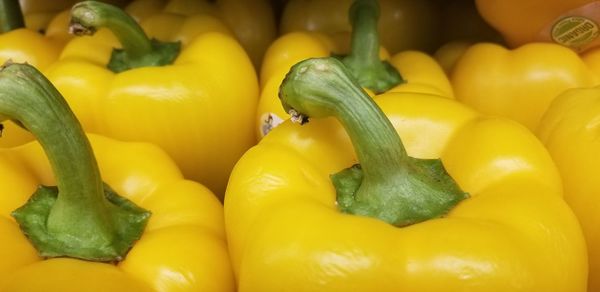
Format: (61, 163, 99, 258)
(44, 1, 258, 197)
(450, 42, 598, 131)
(0, 62, 234, 291)
(537, 85, 600, 292)
(226, 57, 587, 291)
(125, 0, 276, 68)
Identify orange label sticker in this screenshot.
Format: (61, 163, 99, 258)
(539, 2, 600, 52)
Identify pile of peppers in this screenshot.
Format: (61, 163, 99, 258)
(0, 0, 599, 291)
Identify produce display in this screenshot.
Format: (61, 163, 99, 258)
(124, 0, 277, 67)
(0, 0, 598, 291)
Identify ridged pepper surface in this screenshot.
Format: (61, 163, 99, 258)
(0, 62, 233, 291)
(538, 85, 600, 292)
(225, 57, 587, 292)
(450, 42, 599, 131)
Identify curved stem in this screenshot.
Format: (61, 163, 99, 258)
(0, 0, 24, 33)
(279, 57, 467, 227)
(3, 62, 150, 261)
(70, 1, 180, 73)
(342, 0, 403, 93)
(70, 1, 151, 59)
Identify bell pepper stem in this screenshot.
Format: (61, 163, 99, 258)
(70, 1, 180, 73)
(342, 0, 403, 93)
(279, 57, 467, 227)
(0, 0, 25, 33)
(1, 62, 150, 261)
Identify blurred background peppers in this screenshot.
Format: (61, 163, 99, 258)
(0, 62, 233, 291)
(42, 1, 258, 198)
(19, 0, 128, 32)
(475, 0, 599, 52)
(225, 57, 586, 291)
(434, 0, 503, 46)
(125, 0, 277, 69)
(449, 42, 600, 131)
(279, 0, 441, 54)
(0, 0, 72, 148)
(0, 0, 69, 68)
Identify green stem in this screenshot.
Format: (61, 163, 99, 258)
(0, 0, 25, 33)
(279, 57, 467, 227)
(2, 62, 150, 261)
(70, 1, 180, 73)
(341, 0, 403, 93)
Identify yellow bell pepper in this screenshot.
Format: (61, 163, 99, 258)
(42, 1, 258, 198)
(475, 0, 599, 52)
(257, 0, 451, 138)
(280, 0, 441, 54)
(450, 42, 599, 131)
(225, 57, 587, 291)
(19, 0, 77, 31)
(124, 0, 276, 68)
(0, 62, 233, 291)
(0, 0, 73, 149)
(0, 0, 69, 69)
(537, 85, 600, 292)
(433, 40, 472, 75)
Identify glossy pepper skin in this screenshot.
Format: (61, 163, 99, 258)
(475, 0, 598, 52)
(450, 42, 599, 131)
(44, 1, 258, 197)
(225, 57, 587, 291)
(2, 136, 234, 291)
(256, 0, 452, 139)
(280, 0, 441, 54)
(125, 0, 276, 68)
(0, 63, 234, 291)
(537, 86, 600, 292)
